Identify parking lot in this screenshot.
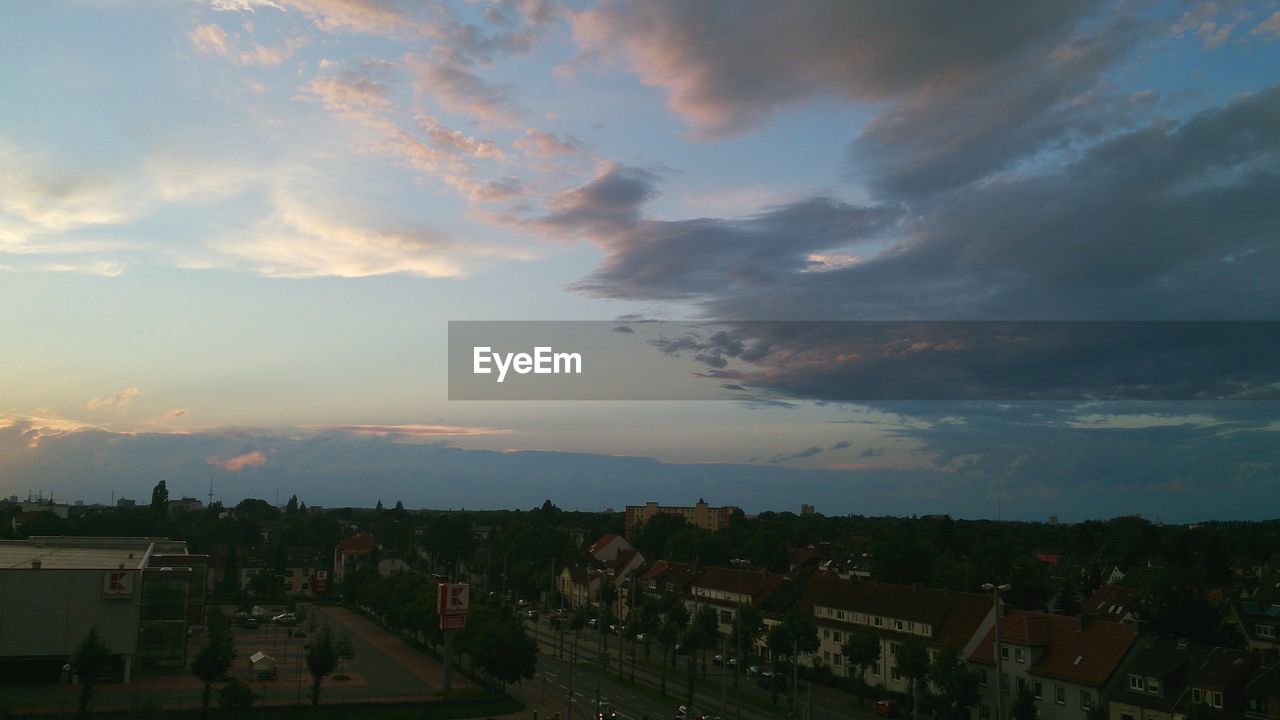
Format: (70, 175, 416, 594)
(3, 603, 461, 714)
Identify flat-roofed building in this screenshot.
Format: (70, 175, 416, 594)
(0, 536, 205, 683)
(624, 499, 735, 537)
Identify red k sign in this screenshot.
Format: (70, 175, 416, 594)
(102, 570, 134, 598)
(438, 582, 469, 616)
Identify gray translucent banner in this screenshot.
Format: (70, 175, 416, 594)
(447, 321, 1280, 402)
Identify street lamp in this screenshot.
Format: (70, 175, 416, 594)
(981, 583, 1011, 720)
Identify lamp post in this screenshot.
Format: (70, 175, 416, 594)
(59, 662, 71, 720)
(981, 583, 1011, 720)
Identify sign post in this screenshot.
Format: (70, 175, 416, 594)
(437, 583, 469, 691)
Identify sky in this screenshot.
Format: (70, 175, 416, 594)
(2, 0, 1279, 521)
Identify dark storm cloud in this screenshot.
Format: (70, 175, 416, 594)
(544, 87, 1280, 322)
(574, 0, 1102, 137)
(569, 192, 900, 301)
(640, 321, 1280, 402)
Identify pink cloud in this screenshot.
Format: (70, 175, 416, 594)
(87, 387, 141, 410)
(211, 450, 268, 472)
(304, 423, 511, 438)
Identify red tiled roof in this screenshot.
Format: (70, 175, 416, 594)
(335, 533, 376, 556)
(692, 566, 781, 598)
(1083, 584, 1141, 622)
(588, 533, 620, 556)
(970, 611, 1137, 688)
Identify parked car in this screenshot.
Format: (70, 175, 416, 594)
(675, 705, 700, 720)
(872, 700, 900, 718)
(244, 617, 259, 629)
(587, 618, 598, 629)
(746, 664, 765, 678)
(756, 670, 786, 691)
(525, 609, 539, 621)
(272, 612, 297, 626)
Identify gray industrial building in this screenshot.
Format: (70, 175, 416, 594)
(0, 536, 207, 683)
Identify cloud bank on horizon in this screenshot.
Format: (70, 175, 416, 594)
(1, 0, 1278, 519)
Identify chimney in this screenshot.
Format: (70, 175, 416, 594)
(1077, 613, 1091, 632)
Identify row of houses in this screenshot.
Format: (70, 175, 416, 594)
(559, 533, 1280, 720)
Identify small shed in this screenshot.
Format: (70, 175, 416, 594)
(249, 651, 276, 680)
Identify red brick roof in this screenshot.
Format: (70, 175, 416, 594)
(335, 533, 377, 556)
(970, 611, 1138, 688)
(588, 533, 620, 556)
(692, 566, 781, 599)
(1083, 584, 1142, 622)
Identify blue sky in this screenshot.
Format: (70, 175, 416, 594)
(2, 0, 1279, 520)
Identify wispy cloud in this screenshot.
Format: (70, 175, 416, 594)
(87, 387, 141, 411)
(304, 423, 512, 438)
(188, 23, 308, 66)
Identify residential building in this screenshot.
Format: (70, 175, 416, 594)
(1244, 662, 1280, 719)
(1085, 584, 1143, 625)
(1233, 579, 1280, 659)
(333, 532, 377, 584)
(624, 499, 735, 537)
(806, 576, 996, 691)
(687, 566, 782, 636)
(970, 612, 1139, 720)
(1107, 638, 1260, 720)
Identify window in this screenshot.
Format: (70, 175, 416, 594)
(1259, 624, 1276, 639)
(1055, 686, 1066, 706)
(895, 619, 905, 631)
(833, 631, 843, 643)
(1001, 674, 1010, 693)
(891, 642, 900, 656)
(1121, 714, 1135, 720)
(891, 667, 902, 681)
(824, 651, 831, 662)
(1210, 691, 1223, 709)
(720, 610, 733, 625)
(837, 610, 846, 620)
(1000, 646, 1009, 661)
(1015, 648, 1025, 663)
(871, 661, 881, 677)
(1016, 677, 1026, 693)
(1147, 678, 1160, 695)
(1081, 690, 1093, 710)
(835, 655, 842, 666)
(824, 629, 831, 640)
(874, 616, 883, 627)
(1192, 688, 1203, 704)
(1033, 681, 1043, 700)
(1129, 675, 1145, 691)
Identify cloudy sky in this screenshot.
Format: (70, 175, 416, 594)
(2, 0, 1278, 520)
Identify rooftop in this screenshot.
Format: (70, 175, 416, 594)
(0, 537, 165, 570)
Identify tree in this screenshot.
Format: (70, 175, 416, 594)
(693, 605, 719, 679)
(733, 605, 765, 688)
(217, 678, 259, 717)
(69, 626, 113, 720)
(659, 597, 689, 698)
(929, 645, 980, 720)
(150, 480, 169, 513)
(305, 624, 338, 706)
(842, 629, 881, 706)
(895, 638, 930, 720)
(394, 499, 405, 513)
(463, 610, 537, 691)
(1011, 684, 1037, 720)
(766, 610, 819, 706)
(285, 495, 299, 515)
(191, 611, 236, 719)
(335, 632, 355, 678)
